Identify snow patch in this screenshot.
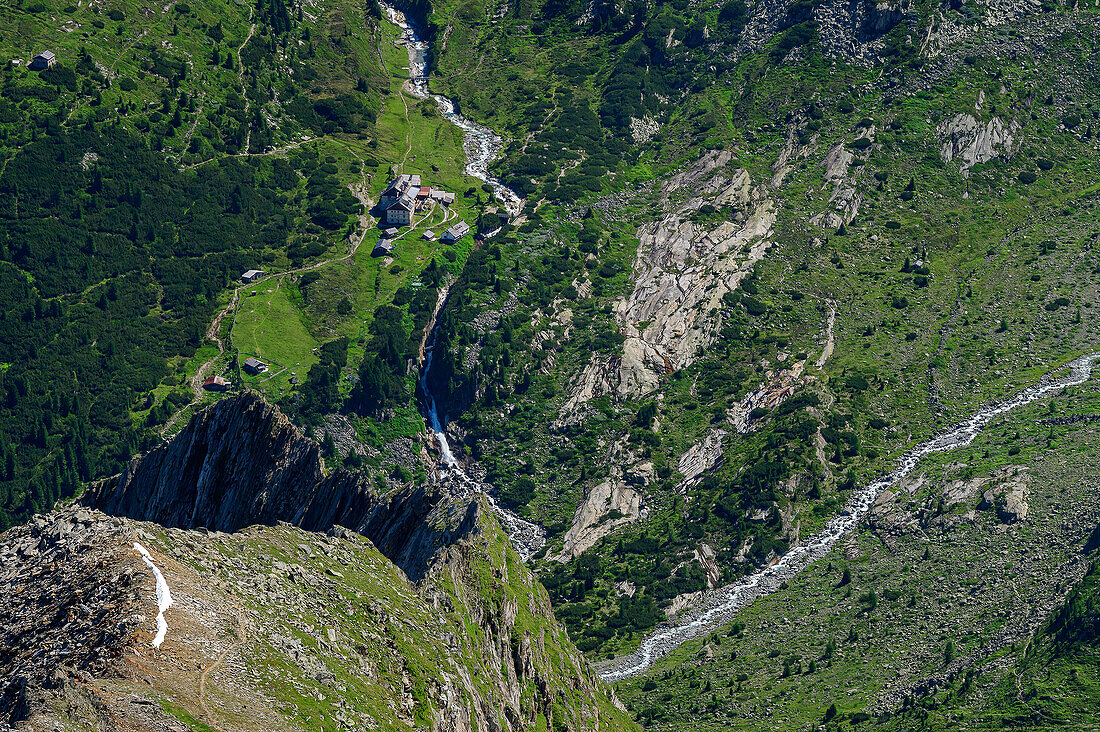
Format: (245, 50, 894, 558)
(133, 542, 173, 648)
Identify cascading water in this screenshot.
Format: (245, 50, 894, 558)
(380, 3, 522, 217)
(598, 353, 1100, 681)
(381, 2, 544, 558)
(377, 2, 1098, 676)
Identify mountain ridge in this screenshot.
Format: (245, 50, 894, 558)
(3, 390, 635, 731)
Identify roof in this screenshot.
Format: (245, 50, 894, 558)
(422, 230, 436, 239)
(242, 269, 264, 278)
(382, 227, 399, 236)
(202, 375, 228, 385)
(386, 198, 413, 211)
(408, 174, 421, 186)
(36, 51, 55, 61)
(243, 357, 265, 367)
(444, 221, 470, 238)
(417, 186, 431, 196)
(381, 184, 403, 197)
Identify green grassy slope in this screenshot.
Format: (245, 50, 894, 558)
(405, 0, 1100, 664)
(614, 373, 1100, 730)
(0, 0, 388, 529)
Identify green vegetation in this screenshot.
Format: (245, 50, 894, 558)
(234, 279, 320, 398)
(403, 0, 1100, 669)
(131, 503, 635, 731)
(616, 377, 1100, 728)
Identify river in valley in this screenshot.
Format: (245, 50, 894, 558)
(598, 352, 1100, 681)
(380, 3, 522, 217)
(379, 2, 1099, 684)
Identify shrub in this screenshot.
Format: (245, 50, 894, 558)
(1017, 170, 1037, 185)
(1045, 297, 1070, 311)
(742, 296, 766, 316)
(1037, 157, 1054, 171)
(850, 137, 872, 151)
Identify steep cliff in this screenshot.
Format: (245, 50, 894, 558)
(83, 392, 474, 581)
(5, 391, 634, 730)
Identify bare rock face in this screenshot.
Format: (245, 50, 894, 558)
(560, 150, 776, 418)
(676, 429, 728, 489)
(83, 392, 474, 582)
(85, 392, 362, 532)
(811, 140, 867, 230)
(978, 467, 1031, 523)
(553, 477, 646, 560)
(937, 113, 1020, 174)
(727, 361, 809, 434)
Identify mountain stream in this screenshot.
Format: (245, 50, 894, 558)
(380, 3, 543, 558)
(598, 353, 1100, 681)
(379, 2, 1099, 684)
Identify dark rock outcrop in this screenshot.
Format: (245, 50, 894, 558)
(83, 392, 475, 581)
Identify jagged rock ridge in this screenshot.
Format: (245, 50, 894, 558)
(0, 504, 636, 731)
(84, 391, 475, 581)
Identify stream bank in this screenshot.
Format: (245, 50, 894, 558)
(378, 1, 545, 558)
(598, 353, 1100, 681)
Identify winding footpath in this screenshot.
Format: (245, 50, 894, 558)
(380, 3, 522, 217)
(597, 352, 1100, 681)
(160, 181, 374, 436)
(198, 607, 247, 721)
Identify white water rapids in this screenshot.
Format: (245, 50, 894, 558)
(419, 310, 547, 559)
(379, 2, 1098, 681)
(598, 353, 1100, 681)
(380, 3, 522, 217)
(381, 12, 544, 555)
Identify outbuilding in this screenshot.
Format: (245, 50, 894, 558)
(441, 221, 470, 243)
(202, 375, 231, 392)
(29, 51, 55, 70)
(241, 269, 265, 283)
(243, 357, 268, 375)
